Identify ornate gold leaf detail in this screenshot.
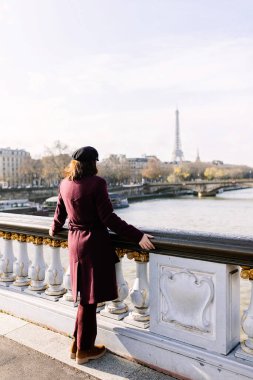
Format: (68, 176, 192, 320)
(18, 234, 27, 242)
(241, 269, 250, 280)
(33, 237, 43, 245)
(0, 231, 4, 238)
(126, 251, 149, 262)
(115, 248, 127, 258)
(43, 238, 61, 248)
(241, 267, 253, 280)
(43, 238, 52, 246)
(26, 235, 35, 243)
(11, 233, 19, 241)
(2, 232, 12, 240)
(60, 241, 68, 249)
(249, 269, 253, 280)
(51, 240, 61, 248)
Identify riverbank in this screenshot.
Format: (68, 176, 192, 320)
(128, 190, 193, 202)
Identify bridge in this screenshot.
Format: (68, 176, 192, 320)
(0, 214, 253, 379)
(113, 179, 253, 198)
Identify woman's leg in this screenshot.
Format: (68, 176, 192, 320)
(73, 262, 98, 350)
(76, 302, 97, 350)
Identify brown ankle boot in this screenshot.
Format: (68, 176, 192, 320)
(76, 345, 106, 365)
(70, 338, 77, 359)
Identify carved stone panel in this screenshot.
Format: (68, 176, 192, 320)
(160, 268, 214, 332)
(150, 254, 240, 355)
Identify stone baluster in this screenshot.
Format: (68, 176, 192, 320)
(61, 262, 103, 310)
(62, 264, 74, 302)
(100, 249, 129, 320)
(13, 234, 30, 287)
(236, 267, 253, 358)
(27, 236, 47, 292)
(0, 232, 15, 283)
(124, 251, 150, 328)
(44, 239, 66, 299)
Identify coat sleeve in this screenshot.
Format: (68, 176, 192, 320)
(51, 192, 67, 235)
(95, 178, 144, 243)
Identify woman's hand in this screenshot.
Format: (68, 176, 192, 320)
(48, 227, 54, 237)
(139, 234, 155, 250)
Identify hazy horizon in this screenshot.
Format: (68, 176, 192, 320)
(0, 1, 253, 165)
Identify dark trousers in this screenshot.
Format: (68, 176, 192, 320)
(73, 301, 97, 350)
(73, 264, 97, 350)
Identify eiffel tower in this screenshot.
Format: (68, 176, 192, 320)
(172, 109, 184, 162)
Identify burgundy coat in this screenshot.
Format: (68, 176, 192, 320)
(51, 175, 143, 304)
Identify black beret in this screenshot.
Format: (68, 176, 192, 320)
(72, 146, 99, 162)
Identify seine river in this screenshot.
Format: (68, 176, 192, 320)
(116, 188, 253, 236)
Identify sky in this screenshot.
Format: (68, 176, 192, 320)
(0, 0, 253, 165)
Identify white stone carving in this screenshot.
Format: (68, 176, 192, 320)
(0, 239, 15, 282)
(45, 246, 66, 296)
(241, 281, 253, 352)
(28, 244, 46, 291)
(160, 269, 214, 332)
(101, 258, 129, 320)
(62, 265, 74, 301)
(150, 254, 240, 355)
(13, 240, 30, 286)
(124, 261, 150, 328)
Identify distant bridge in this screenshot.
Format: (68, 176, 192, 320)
(180, 179, 253, 197)
(111, 179, 253, 198)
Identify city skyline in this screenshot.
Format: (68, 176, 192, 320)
(0, 1, 253, 165)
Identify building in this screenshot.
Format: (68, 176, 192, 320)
(100, 154, 161, 184)
(0, 148, 31, 187)
(127, 155, 160, 182)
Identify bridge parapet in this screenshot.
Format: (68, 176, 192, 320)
(0, 214, 253, 378)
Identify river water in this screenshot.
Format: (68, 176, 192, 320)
(116, 188, 253, 236)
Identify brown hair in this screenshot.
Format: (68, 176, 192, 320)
(64, 159, 98, 180)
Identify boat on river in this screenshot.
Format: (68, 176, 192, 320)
(109, 193, 129, 209)
(42, 193, 129, 215)
(0, 199, 48, 216)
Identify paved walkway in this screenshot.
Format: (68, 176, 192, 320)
(0, 312, 175, 380)
(0, 336, 98, 380)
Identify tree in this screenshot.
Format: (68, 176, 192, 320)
(20, 157, 43, 186)
(98, 155, 131, 185)
(142, 158, 166, 181)
(42, 141, 71, 185)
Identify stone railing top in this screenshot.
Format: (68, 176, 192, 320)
(0, 213, 253, 266)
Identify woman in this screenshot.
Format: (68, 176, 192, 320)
(49, 146, 155, 365)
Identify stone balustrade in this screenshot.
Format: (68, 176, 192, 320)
(1, 213, 253, 379)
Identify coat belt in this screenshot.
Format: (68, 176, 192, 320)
(68, 221, 103, 231)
